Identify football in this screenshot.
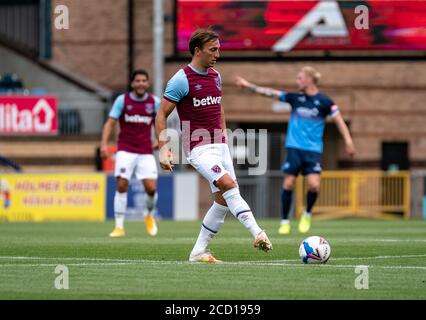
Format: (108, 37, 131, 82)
(299, 236, 331, 264)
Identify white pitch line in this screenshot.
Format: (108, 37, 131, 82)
(0, 260, 425, 271)
(2, 253, 425, 263)
(0, 262, 137, 268)
(229, 262, 426, 270)
(369, 239, 426, 242)
(212, 239, 426, 243)
(0, 256, 141, 263)
(0, 254, 426, 270)
(3, 238, 426, 245)
(250, 253, 426, 263)
(332, 254, 426, 260)
(104, 238, 426, 244)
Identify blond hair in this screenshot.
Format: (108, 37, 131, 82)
(301, 66, 321, 84)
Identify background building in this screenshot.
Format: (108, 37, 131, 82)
(51, 0, 426, 171)
(1, 0, 425, 217)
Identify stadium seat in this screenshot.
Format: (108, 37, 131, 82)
(30, 87, 48, 95)
(0, 73, 25, 94)
(59, 108, 82, 134)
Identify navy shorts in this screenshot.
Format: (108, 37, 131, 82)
(281, 147, 322, 176)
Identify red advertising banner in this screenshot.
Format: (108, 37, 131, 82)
(177, 0, 426, 52)
(0, 96, 58, 135)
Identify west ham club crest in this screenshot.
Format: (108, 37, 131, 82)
(145, 103, 154, 114)
(211, 165, 221, 173)
(215, 77, 221, 91)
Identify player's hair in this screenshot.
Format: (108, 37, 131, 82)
(130, 69, 149, 82)
(188, 28, 219, 56)
(301, 66, 321, 84)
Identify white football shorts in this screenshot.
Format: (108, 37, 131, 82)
(188, 143, 237, 193)
(114, 151, 158, 181)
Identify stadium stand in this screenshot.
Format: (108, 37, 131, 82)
(0, 137, 100, 173)
(0, 43, 112, 172)
(0, 73, 28, 95)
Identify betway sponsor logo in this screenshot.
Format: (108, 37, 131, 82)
(0, 99, 56, 133)
(193, 96, 222, 107)
(124, 114, 152, 124)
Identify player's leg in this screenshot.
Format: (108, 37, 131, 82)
(110, 177, 129, 237)
(298, 150, 322, 233)
(137, 154, 159, 236)
(189, 192, 229, 263)
(215, 175, 257, 236)
(110, 151, 137, 237)
(217, 144, 272, 252)
(142, 179, 157, 216)
(141, 179, 158, 236)
(187, 144, 271, 260)
(215, 175, 271, 252)
(279, 175, 297, 234)
(306, 174, 320, 213)
(298, 173, 320, 234)
(187, 145, 230, 262)
(279, 148, 302, 234)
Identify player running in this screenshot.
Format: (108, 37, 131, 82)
(156, 29, 272, 263)
(235, 66, 355, 234)
(101, 69, 160, 238)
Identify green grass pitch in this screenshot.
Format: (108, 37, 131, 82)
(0, 219, 425, 299)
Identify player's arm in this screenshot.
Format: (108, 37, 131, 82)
(100, 118, 118, 159)
(157, 69, 188, 171)
(101, 94, 124, 159)
(235, 75, 282, 98)
(155, 99, 176, 171)
(332, 111, 355, 157)
(151, 139, 159, 150)
(152, 96, 161, 150)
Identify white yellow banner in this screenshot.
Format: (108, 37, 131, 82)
(0, 174, 105, 221)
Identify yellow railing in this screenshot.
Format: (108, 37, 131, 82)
(295, 171, 410, 220)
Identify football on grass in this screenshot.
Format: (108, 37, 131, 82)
(299, 236, 331, 264)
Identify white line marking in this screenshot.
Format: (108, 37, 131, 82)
(0, 261, 425, 270)
(252, 254, 426, 263)
(98, 238, 425, 243)
(2, 253, 425, 263)
(0, 254, 426, 270)
(0, 262, 134, 268)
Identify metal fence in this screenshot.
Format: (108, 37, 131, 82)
(58, 104, 108, 135)
(410, 170, 426, 219)
(237, 170, 413, 220)
(295, 171, 410, 219)
(0, 0, 51, 58)
(236, 171, 284, 219)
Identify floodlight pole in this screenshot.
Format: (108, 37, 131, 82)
(128, 0, 134, 89)
(153, 0, 164, 98)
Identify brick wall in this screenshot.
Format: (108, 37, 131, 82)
(52, 0, 128, 90)
(51, 1, 426, 168)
